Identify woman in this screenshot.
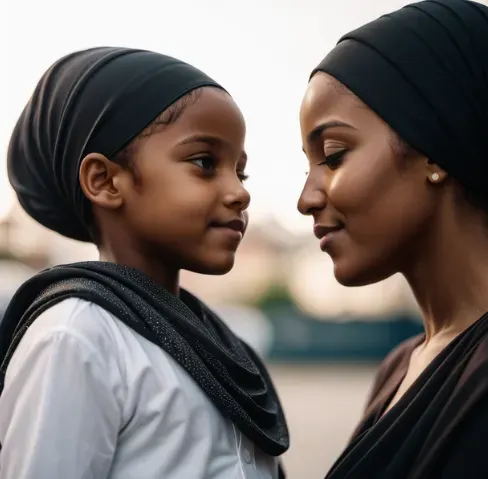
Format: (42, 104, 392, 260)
(0, 47, 288, 478)
(298, 0, 488, 477)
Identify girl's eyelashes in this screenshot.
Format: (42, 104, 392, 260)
(190, 156, 215, 171)
(189, 156, 248, 182)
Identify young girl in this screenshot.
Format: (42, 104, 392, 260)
(298, 0, 488, 477)
(0, 47, 289, 479)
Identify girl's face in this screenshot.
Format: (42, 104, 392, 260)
(92, 87, 250, 275)
(298, 72, 441, 286)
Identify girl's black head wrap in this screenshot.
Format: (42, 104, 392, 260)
(8, 47, 224, 242)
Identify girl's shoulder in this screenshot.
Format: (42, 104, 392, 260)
(15, 297, 123, 357)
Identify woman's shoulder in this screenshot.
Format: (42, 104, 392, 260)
(457, 327, 488, 384)
(381, 335, 424, 372)
(368, 334, 424, 401)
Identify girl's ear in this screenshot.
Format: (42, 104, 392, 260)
(79, 153, 125, 211)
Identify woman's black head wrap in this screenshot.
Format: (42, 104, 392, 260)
(8, 47, 224, 242)
(312, 0, 488, 202)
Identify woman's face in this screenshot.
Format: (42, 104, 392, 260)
(298, 72, 439, 286)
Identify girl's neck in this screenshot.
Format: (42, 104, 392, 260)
(98, 246, 180, 296)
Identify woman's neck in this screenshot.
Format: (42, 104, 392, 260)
(403, 211, 488, 342)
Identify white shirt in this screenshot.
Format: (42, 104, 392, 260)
(0, 298, 279, 479)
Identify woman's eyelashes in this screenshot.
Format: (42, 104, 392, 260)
(319, 149, 347, 170)
(189, 155, 248, 182)
(237, 171, 249, 182)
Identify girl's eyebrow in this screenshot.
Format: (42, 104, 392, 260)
(176, 134, 226, 148)
(177, 134, 247, 162)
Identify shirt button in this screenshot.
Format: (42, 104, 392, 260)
(242, 448, 252, 464)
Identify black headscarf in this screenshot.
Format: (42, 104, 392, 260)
(312, 0, 488, 203)
(7, 47, 224, 242)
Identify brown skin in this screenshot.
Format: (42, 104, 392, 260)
(298, 73, 488, 399)
(79, 87, 250, 295)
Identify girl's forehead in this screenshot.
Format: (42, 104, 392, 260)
(140, 89, 246, 158)
(169, 89, 245, 139)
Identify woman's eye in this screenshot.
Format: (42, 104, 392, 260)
(319, 150, 347, 169)
(237, 171, 249, 182)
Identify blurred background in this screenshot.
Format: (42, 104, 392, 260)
(3, 0, 487, 477)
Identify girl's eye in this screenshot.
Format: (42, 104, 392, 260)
(190, 156, 215, 170)
(319, 150, 347, 170)
(190, 156, 248, 182)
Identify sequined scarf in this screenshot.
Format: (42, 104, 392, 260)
(0, 261, 289, 461)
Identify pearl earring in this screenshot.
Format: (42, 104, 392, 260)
(431, 173, 440, 181)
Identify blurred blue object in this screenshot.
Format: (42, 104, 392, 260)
(264, 304, 423, 362)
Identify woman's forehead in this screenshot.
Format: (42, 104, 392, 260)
(300, 74, 373, 130)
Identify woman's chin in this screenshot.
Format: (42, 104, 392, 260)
(332, 259, 388, 287)
(334, 270, 368, 287)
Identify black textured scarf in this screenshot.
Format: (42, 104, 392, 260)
(0, 261, 289, 462)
